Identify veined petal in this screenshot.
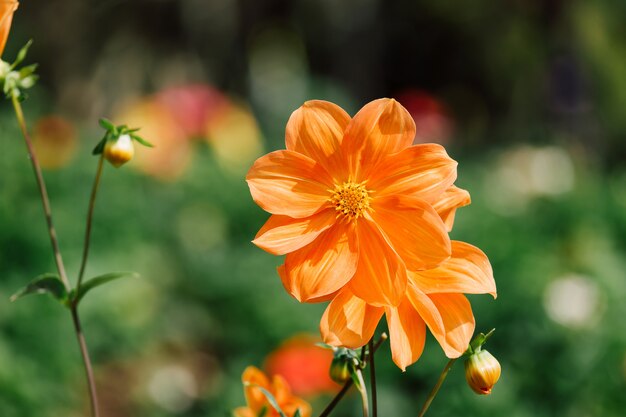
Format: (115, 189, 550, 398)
(342, 99, 415, 181)
(320, 288, 384, 348)
(406, 284, 475, 358)
(370, 144, 458, 202)
(431, 185, 471, 231)
(246, 150, 334, 218)
(253, 210, 336, 255)
(286, 100, 351, 177)
(283, 221, 358, 302)
(385, 299, 427, 371)
(348, 218, 407, 306)
(370, 195, 451, 271)
(242, 366, 271, 412)
(411, 241, 496, 297)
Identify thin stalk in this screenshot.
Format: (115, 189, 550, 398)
(11, 93, 100, 417)
(368, 338, 378, 417)
(318, 333, 388, 417)
(76, 154, 104, 289)
(71, 307, 100, 417)
(10, 93, 70, 290)
(417, 358, 457, 417)
(354, 368, 369, 417)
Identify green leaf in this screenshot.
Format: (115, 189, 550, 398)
(293, 410, 302, 417)
(98, 118, 116, 132)
(243, 383, 288, 417)
(10, 273, 68, 305)
(131, 134, 154, 148)
(73, 271, 139, 304)
(18, 63, 38, 78)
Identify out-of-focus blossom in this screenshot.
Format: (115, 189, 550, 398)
(114, 98, 189, 180)
(205, 101, 264, 175)
(264, 334, 337, 396)
(234, 366, 311, 417)
(543, 274, 602, 329)
(397, 90, 453, 145)
(464, 349, 501, 395)
(157, 84, 229, 138)
(0, 1, 18, 58)
(32, 115, 77, 169)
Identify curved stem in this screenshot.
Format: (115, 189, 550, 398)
(368, 338, 378, 417)
(71, 307, 100, 417)
(318, 333, 387, 417)
(417, 358, 457, 417)
(10, 93, 70, 290)
(76, 154, 104, 289)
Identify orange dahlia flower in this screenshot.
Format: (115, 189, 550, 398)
(247, 99, 463, 306)
(0, 1, 18, 58)
(234, 366, 311, 417)
(321, 240, 496, 371)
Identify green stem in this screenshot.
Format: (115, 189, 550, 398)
(368, 338, 378, 417)
(76, 154, 104, 290)
(71, 307, 100, 417)
(417, 358, 457, 417)
(355, 368, 369, 417)
(10, 93, 100, 417)
(10, 93, 70, 290)
(317, 333, 387, 417)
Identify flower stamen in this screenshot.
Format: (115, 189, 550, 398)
(330, 182, 371, 220)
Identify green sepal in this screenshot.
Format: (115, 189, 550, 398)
(71, 271, 139, 305)
(243, 383, 288, 417)
(98, 118, 117, 134)
(10, 40, 33, 70)
(18, 64, 38, 78)
(10, 273, 69, 306)
(350, 368, 363, 391)
(466, 328, 496, 355)
(130, 134, 154, 148)
(92, 137, 107, 155)
(293, 410, 302, 417)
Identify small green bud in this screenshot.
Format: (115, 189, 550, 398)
(329, 356, 353, 384)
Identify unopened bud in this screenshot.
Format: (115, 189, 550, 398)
(104, 134, 134, 167)
(329, 356, 353, 384)
(464, 350, 501, 395)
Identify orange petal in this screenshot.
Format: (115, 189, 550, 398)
(246, 150, 334, 218)
(385, 299, 426, 371)
(242, 366, 270, 412)
(369, 144, 458, 202)
(431, 185, 471, 231)
(0, 1, 18, 58)
(233, 407, 256, 417)
(320, 288, 384, 348)
(253, 210, 336, 255)
(370, 195, 451, 271)
(277, 265, 338, 303)
(410, 241, 496, 298)
(286, 100, 351, 178)
(283, 221, 358, 302)
(348, 218, 407, 306)
(406, 284, 475, 358)
(271, 374, 292, 404)
(342, 99, 415, 181)
(283, 399, 312, 417)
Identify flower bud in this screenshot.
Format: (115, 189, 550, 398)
(464, 350, 501, 395)
(329, 356, 352, 384)
(104, 134, 134, 167)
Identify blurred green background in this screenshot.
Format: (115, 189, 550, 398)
(1, 0, 625, 416)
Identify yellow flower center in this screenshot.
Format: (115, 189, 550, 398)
(330, 182, 371, 220)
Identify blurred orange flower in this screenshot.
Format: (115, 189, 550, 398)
(265, 334, 337, 396)
(234, 366, 311, 417)
(321, 241, 496, 371)
(247, 98, 458, 306)
(0, 0, 18, 57)
(32, 115, 77, 169)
